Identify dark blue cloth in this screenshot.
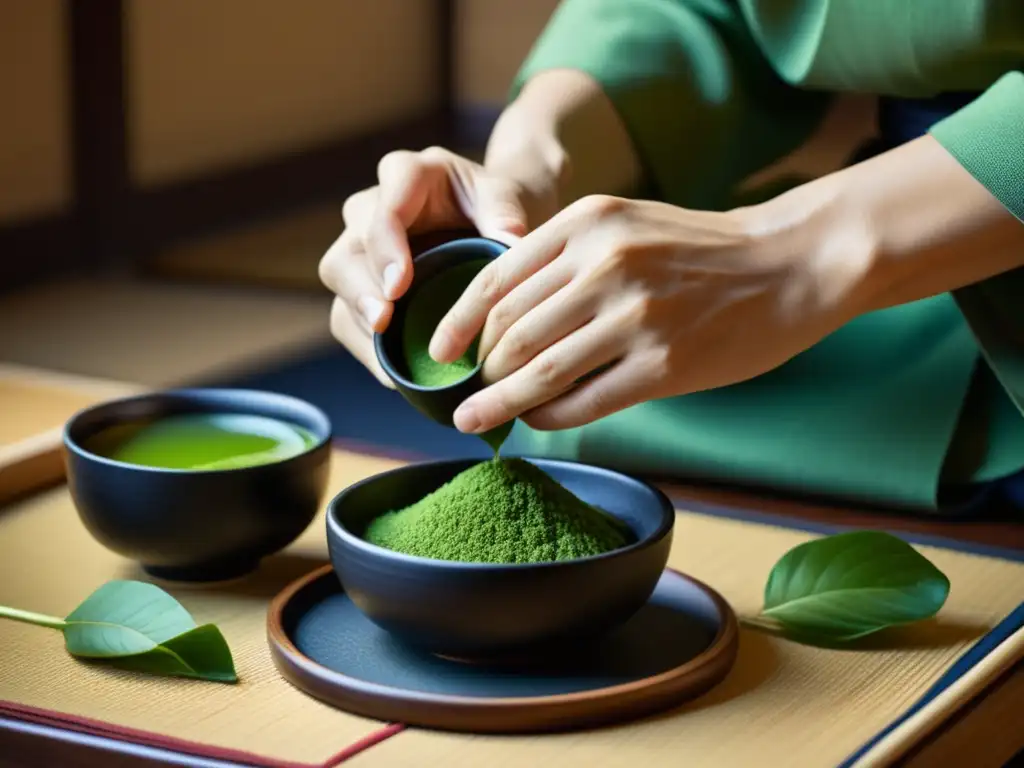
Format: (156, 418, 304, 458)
(876, 91, 980, 149)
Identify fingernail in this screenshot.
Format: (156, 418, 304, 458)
(429, 328, 455, 363)
(454, 404, 483, 434)
(357, 296, 385, 327)
(382, 263, 403, 299)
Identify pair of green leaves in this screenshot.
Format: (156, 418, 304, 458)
(753, 530, 951, 643)
(0, 581, 236, 683)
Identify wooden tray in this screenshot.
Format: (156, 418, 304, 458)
(0, 366, 141, 506)
(268, 564, 739, 733)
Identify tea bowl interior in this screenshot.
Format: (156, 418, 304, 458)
(373, 237, 508, 428)
(63, 388, 332, 582)
(326, 457, 675, 661)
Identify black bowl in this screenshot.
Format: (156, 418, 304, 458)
(326, 458, 675, 660)
(373, 237, 508, 428)
(63, 388, 332, 582)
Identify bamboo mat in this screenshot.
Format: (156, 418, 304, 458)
(1, 373, 1022, 767)
(0, 448, 1020, 766)
(0, 449, 406, 766)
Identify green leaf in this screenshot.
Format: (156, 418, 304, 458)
(98, 625, 238, 682)
(63, 581, 195, 654)
(761, 531, 950, 642)
(62, 581, 237, 682)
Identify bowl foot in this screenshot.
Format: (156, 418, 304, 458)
(143, 558, 260, 583)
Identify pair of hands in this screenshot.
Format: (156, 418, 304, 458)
(319, 147, 864, 436)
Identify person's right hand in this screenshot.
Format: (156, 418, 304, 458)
(318, 146, 542, 387)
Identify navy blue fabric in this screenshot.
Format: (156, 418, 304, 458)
(218, 344, 490, 460)
(876, 92, 981, 150)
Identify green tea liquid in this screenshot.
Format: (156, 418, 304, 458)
(94, 413, 317, 470)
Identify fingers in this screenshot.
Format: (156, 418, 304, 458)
(365, 151, 440, 301)
(319, 232, 393, 333)
(471, 175, 531, 243)
(521, 352, 657, 430)
(329, 298, 395, 389)
(429, 226, 571, 364)
(452, 312, 627, 434)
(481, 277, 595, 383)
(323, 145, 539, 389)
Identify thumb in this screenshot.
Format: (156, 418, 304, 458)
(466, 177, 530, 246)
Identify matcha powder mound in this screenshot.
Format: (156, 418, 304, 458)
(364, 458, 632, 564)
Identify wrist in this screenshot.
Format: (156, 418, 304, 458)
(741, 175, 881, 326)
(484, 70, 643, 225)
(484, 101, 571, 227)
(773, 135, 1024, 314)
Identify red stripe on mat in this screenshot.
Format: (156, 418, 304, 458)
(0, 701, 406, 767)
(0, 441, 419, 763)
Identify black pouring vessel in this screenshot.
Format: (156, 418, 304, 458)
(373, 236, 508, 429)
(326, 458, 675, 661)
(63, 388, 332, 582)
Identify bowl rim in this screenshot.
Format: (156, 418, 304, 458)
(62, 387, 333, 475)
(326, 456, 675, 571)
(372, 236, 509, 394)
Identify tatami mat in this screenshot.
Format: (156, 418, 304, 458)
(0, 278, 331, 386)
(2, 445, 1021, 768)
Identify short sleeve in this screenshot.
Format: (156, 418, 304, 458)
(932, 72, 1024, 414)
(509, 0, 830, 210)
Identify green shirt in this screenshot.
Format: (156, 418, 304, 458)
(506, 0, 1024, 511)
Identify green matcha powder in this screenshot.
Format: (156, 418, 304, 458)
(379, 258, 627, 564)
(365, 458, 631, 564)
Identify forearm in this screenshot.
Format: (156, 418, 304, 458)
(757, 134, 1024, 317)
(484, 70, 643, 222)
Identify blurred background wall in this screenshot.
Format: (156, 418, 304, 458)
(0, 0, 71, 224)
(0, 0, 558, 290)
(0, 0, 872, 294)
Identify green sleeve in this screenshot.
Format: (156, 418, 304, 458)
(740, 0, 1024, 96)
(932, 72, 1024, 414)
(510, 0, 830, 211)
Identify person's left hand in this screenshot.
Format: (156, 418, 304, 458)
(427, 194, 874, 434)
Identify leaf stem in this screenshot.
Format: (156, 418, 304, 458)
(739, 614, 785, 635)
(0, 605, 67, 630)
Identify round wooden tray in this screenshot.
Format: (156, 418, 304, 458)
(267, 564, 739, 734)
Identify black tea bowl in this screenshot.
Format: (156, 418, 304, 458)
(327, 458, 675, 661)
(373, 236, 508, 428)
(63, 388, 332, 582)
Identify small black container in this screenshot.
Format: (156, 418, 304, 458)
(326, 458, 675, 660)
(63, 388, 332, 582)
(373, 237, 508, 428)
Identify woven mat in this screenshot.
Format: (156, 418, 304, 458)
(0, 450, 406, 767)
(1, 374, 1022, 767)
(0, 451, 1021, 767)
